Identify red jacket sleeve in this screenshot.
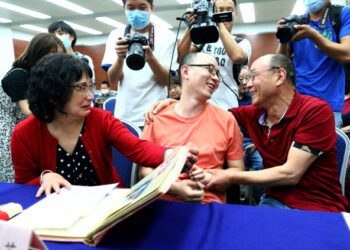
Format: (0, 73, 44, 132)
(104, 112, 167, 167)
(11, 122, 41, 185)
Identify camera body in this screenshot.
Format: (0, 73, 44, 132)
(123, 32, 148, 70)
(276, 15, 308, 43)
(190, 0, 232, 44)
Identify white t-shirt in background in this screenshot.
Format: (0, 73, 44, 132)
(102, 25, 177, 127)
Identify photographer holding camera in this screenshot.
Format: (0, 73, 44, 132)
(276, 0, 350, 128)
(101, 0, 177, 129)
(178, 0, 251, 110)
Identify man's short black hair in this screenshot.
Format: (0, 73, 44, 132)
(177, 52, 200, 85)
(101, 81, 110, 88)
(48, 21, 77, 48)
(28, 54, 92, 123)
(217, 0, 237, 8)
(122, 0, 153, 6)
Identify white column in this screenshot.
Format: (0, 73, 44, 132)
(0, 25, 15, 79)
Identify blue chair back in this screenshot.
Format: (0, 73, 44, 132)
(92, 91, 101, 106)
(335, 128, 350, 195)
(112, 118, 142, 188)
(103, 97, 116, 114)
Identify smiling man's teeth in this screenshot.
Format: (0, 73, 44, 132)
(208, 84, 214, 89)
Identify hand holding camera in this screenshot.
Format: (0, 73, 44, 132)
(189, 0, 232, 44)
(117, 32, 149, 71)
(115, 37, 129, 59)
(276, 15, 309, 43)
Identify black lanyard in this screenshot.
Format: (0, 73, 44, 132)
(124, 23, 154, 51)
(308, 3, 331, 29)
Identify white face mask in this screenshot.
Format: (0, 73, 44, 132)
(303, 0, 326, 13)
(57, 34, 71, 51)
(101, 89, 109, 95)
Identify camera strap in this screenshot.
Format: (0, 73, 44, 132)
(307, 3, 331, 29)
(124, 24, 154, 51)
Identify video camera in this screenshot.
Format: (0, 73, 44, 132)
(276, 15, 308, 43)
(123, 32, 148, 70)
(190, 0, 232, 44)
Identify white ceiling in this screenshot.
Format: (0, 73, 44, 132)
(0, 0, 349, 44)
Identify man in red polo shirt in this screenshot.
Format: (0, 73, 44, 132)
(206, 53, 349, 212)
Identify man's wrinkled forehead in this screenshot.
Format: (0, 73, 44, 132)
(251, 56, 271, 71)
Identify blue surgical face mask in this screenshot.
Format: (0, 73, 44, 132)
(57, 35, 71, 51)
(126, 10, 150, 30)
(303, 0, 326, 13)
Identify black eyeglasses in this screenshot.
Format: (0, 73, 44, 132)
(71, 81, 95, 96)
(187, 64, 223, 81)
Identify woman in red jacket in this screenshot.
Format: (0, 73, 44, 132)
(11, 53, 198, 197)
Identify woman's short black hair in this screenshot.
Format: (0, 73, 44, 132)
(28, 53, 92, 123)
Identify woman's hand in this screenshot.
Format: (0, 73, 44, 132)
(163, 143, 199, 173)
(144, 98, 178, 125)
(36, 172, 72, 198)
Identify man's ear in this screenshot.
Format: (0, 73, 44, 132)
(275, 68, 287, 87)
(181, 65, 190, 81)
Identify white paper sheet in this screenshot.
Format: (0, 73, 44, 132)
(10, 184, 118, 229)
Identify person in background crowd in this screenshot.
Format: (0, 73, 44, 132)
(11, 53, 198, 198)
(0, 33, 65, 183)
(276, 0, 350, 127)
(141, 52, 244, 204)
(169, 81, 181, 100)
(101, 0, 177, 130)
(178, 0, 251, 111)
(48, 20, 95, 82)
(146, 54, 349, 212)
(94, 81, 116, 109)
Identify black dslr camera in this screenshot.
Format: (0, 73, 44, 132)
(190, 0, 232, 44)
(276, 15, 308, 43)
(123, 32, 148, 70)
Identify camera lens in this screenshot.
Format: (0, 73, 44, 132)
(126, 43, 146, 70)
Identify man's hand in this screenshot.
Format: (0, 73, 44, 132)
(206, 169, 233, 192)
(189, 166, 213, 187)
(143, 45, 155, 62)
(95, 98, 104, 106)
(144, 99, 178, 124)
(171, 179, 204, 203)
(36, 173, 72, 198)
(291, 24, 318, 42)
(244, 144, 256, 158)
(115, 37, 129, 59)
(186, 12, 198, 27)
(276, 19, 286, 32)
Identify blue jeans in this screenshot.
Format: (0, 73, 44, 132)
(243, 137, 264, 202)
(243, 137, 263, 171)
(259, 194, 293, 209)
(334, 112, 343, 128)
